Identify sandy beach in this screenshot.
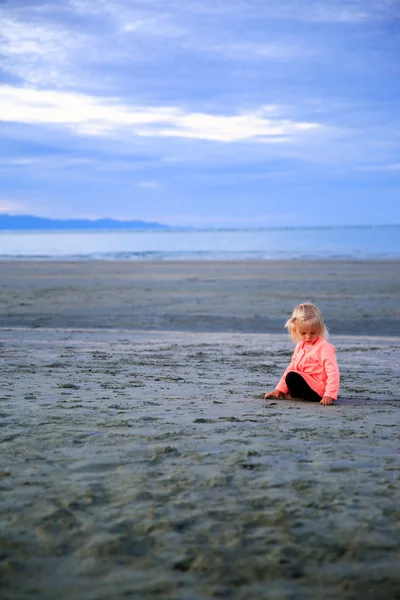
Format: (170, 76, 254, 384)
(1, 261, 399, 599)
(0, 260, 399, 335)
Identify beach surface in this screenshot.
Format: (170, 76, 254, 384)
(1, 260, 400, 599)
(0, 260, 399, 335)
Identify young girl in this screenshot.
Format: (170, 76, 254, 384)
(265, 303, 340, 405)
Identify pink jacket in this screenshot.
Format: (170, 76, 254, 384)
(276, 337, 340, 399)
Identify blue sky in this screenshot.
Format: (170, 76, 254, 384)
(1, 0, 399, 227)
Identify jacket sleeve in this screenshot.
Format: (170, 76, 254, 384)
(321, 344, 340, 399)
(276, 346, 298, 394)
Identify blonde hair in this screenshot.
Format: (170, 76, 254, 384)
(284, 302, 328, 342)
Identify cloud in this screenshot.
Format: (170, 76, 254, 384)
(2, 0, 376, 98)
(0, 156, 97, 169)
(0, 158, 41, 167)
(0, 12, 87, 87)
(208, 0, 397, 23)
(70, 0, 398, 24)
(0, 85, 321, 143)
(203, 41, 311, 62)
(71, 0, 185, 36)
(358, 163, 400, 172)
(139, 181, 159, 188)
(301, 0, 399, 22)
(0, 3, 179, 90)
(0, 199, 26, 214)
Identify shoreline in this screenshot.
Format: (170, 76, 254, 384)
(1, 257, 400, 262)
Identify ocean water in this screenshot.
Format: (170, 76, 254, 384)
(0, 226, 399, 260)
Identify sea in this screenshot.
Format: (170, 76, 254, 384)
(0, 225, 399, 261)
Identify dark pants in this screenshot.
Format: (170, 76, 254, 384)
(285, 371, 322, 402)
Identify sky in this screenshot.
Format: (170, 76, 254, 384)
(1, 0, 400, 227)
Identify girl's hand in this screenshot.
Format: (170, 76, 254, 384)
(264, 389, 283, 399)
(320, 396, 335, 405)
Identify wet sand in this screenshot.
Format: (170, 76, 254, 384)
(0, 261, 400, 599)
(0, 260, 399, 335)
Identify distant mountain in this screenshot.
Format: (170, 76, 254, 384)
(0, 214, 169, 231)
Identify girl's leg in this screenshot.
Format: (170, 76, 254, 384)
(285, 371, 322, 402)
